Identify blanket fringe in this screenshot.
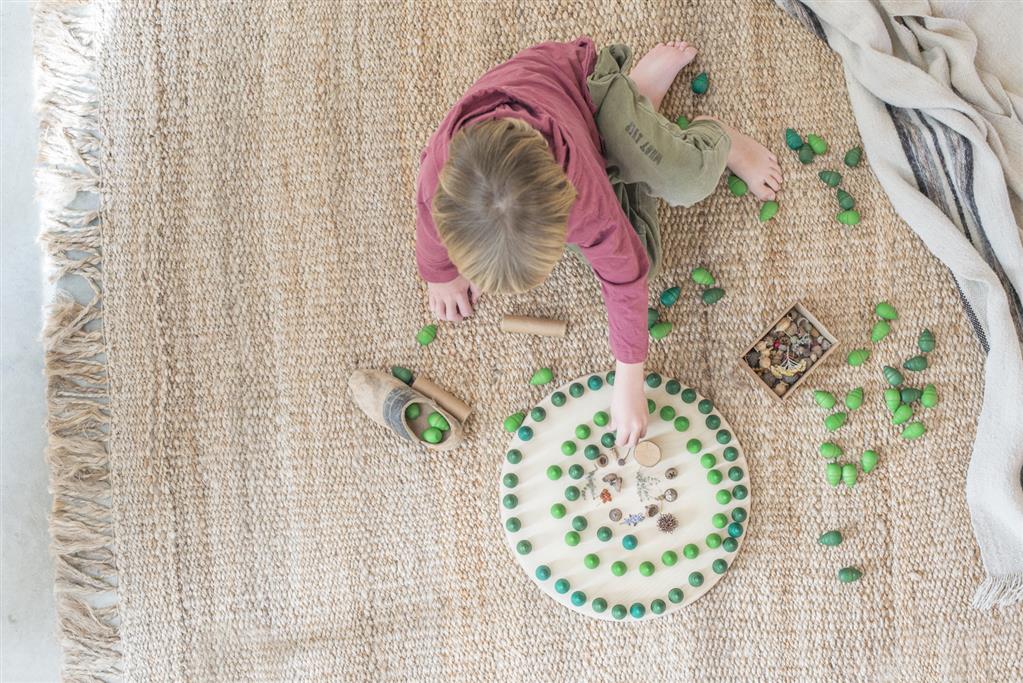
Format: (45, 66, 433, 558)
(971, 573, 1023, 609)
(35, 1, 121, 680)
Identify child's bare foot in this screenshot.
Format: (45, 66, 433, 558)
(698, 117, 783, 201)
(629, 41, 699, 110)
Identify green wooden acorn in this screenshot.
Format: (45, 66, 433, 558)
(903, 355, 928, 371)
(647, 307, 659, 329)
(824, 412, 848, 432)
(847, 348, 870, 367)
(503, 411, 525, 432)
(901, 421, 926, 440)
(837, 188, 855, 210)
(427, 411, 450, 431)
(529, 367, 553, 385)
(921, 384, 939, 408)
(842, 463, 858, 488)
(861, 449, 878, 473)
(415, 324, 437, 346)
(891, 403, 913, 426)
(844, 146, 862, 167)
(727, 174, 748, 197)
(845, 387, 864, 410)
(819, 170, 842, 187)
(813, 390, 837, 410)
(798, 144, 815, 164)
(405, 403, 421, 420)
(837, 210, 861, 226)
(900, 387, 922, 404)
(690, 267, 715, 286)
(819, 442, 843, 459)
(691, 72, 709, 94)
(785, 128, 803, 150)
(650, 321, 673, 339)
(884, 388, 902, 413)
(838, 566, 863, 583)
(883, 365, 904, 386)
(819, 530, 843, 546)
(702, 287, 725, 305)
(825, 462, 842, 487)
(660, 286, 681, 307)
(391, 366, 413, 384)
(918, 328, 935, 353)
(807, 134, 828, 154)
(759, 201, 779, 222)
(420, 426, 443, 444)
(675, 114, 690, 129)
(870, 320, 890, 343)
(875, 301, 899, 320)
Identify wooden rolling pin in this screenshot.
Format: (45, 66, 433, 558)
(412, 376, 472, 422)
(499, 315, 567, 337)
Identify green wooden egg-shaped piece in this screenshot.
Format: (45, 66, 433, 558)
(900, 388, 922, 404)
(918, 328, 935, 353)
(798, 143, 815, 164)
(690, 267, 715, 286)
(837, 209, 861, 226)
(838, 566, 863, 583)
(819, 530, 843, 546)
(660, 286, 681, 307)
(837, 188, 856, 210)
(807, 134, 828, 154)
(891, 403, 913, 425)
(503, 411, 525, 432)
(847, 348, 871, 367)
(884, 388, 902, 413)
(421, 427, 443, 444)
(842, 463, 858, 488)
(759, 201, 779, 222)
(785, 128, 803, 150)
(824, 412, 848, 432)
(691, 72, 709, 94)
(875, 301, 899, 320)
(903, 355, 928, 372)
(650, 321, 673, 339)
(861, 449, 878, 473)
(415, 324, 437, 346)
(813, 390, 837, 410)
(529, 367, 553, 385)
(675, 113, 690, 129)
(921, 384, 939, 409)
(727, 173, 748, 197)
(845, 387, 864, 411)
(844, 146, 862, 167)
(404, 403, 421, 421)
(427, 412, 450, 431)
(901, 421, 926, 440)
(819, 170, 842, 187)
(702, 287, 725, 305)
(870, 320, 890, 343)
(819, 442, 843, 460)
(647, 307, 659, 329)
(825, 462, 842, 487)
(882, 365, 904, 386)
(391, 366, 413, 384)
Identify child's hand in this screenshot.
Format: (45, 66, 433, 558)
(609, 360, 648, 448)
(427, 275, 481, 322)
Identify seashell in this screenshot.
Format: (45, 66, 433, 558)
(785, 128, 803, 150)
(798, 143, 815, 164)
(664, 467, 678, 479)
(847, 348, 870, 367)
(609, 508, 623, 522)
(870, 320, 890, 343)
(597, 454, 609, 467)
(918, 328, 935, 353)
(662, 488, 678, 502)
(837, 188, 855, 210)
(837, 209, 861, 226)
(875, 301, 899, 321)
(759, 201, 779, 222)
(903, 355, 928, 371)
(727, 174, 748, 197)
(818, 170, 842, 187)
(921, 384, 939, 409)
(844, 146, 862, 167)
(882, 365, 904, 386)
(807, 134, 828, 154)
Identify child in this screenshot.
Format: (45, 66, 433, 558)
(415, 38, 782, 447)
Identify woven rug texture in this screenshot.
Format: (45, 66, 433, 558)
(37, 0, 1022, 680)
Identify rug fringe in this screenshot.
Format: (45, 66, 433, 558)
(35, 1, 121, 680)
(971, 573, 1023, 609)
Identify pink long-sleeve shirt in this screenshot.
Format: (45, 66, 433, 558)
(415, 37, 649, 363)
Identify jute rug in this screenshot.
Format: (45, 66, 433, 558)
(36, 0, 1021, 680)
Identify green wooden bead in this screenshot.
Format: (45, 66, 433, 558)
(569, 382, 585, 398)
(702, 287, 726, 305)
(571, 591, 587, 606)
(903, 355, 928, 371)
(665, 379, 682, 395)
(503, 494, 518, 509)
(505, 517, 520, 532)
(837, 209, 861, 226)
(550, 503, 566, 518)
(668, 588, 684, 603)
(405, 403, 421, 420)
(728, 466, 744, 481)
(785, 128, 803, 150)
(675, 113, 690, 129)
(807, 133, 828, 154)
(732, 484, 748, 500)
(861, 449, 878, 473)
(391, 366, 413, 384)
(575, 424, 591, 439)
(718, 430, 733, 446)
(601, 432, 616, 448)
(711, 513, 728, 529)
(421, 427, 443, 444)
(690, 267, 715, 286)
(561, 440, 576, 455)
(844, 146, 862, 167)
(506, 449, 521, 464)
(647, 307, 659, 329)
(516, 540, 532, 555)
(731, 507, 747, 523)
(712, 559, 729, 574)
(660, 406, 676, 421)
(681, 388, 697, 403)
(660, 286, 681, 307)
(891, 404, 913, 425)
(688, 572, 704, 587)
(647, 399, 656, 414)
(691, 71, 709, 94)
(842, 463, 858, 488)
(798, 143, 815, 164)
(727, 522, 744, 538)
(818, 530, 843, 546)
(674, 416, 690, 432)
(645, 372, 662, 387)
(503, 473, 518, 488)
(684, 543, 700, 558)
(650, 599, 666, 615)
(639, 561, 655, 577)
(564, 531, 580, 546)
(427, 412, 450, 431)
(554, 578, 570, 594)
(593, 410, 609, 427)
(622, 534, 638, 550)
(568, 464, 584, 480)
(503, 412, 524, 432)
(584, 553, 600, 569)
(921, 384, 939, 408)
(662, 550, 678, 566)
(918, 328, 935, 353)
(838, 566, 863, 583)
(535, 565, 551, 580)
(845, 387, 864, 411)
(592, 597, 608, 612)
(530, 407, 547, 422)
(587, 375, 603, 391)
(883, 365, 904, 386)
(826, 462, 842, 487)
(597, 526, 613, 542)
(606, 371, 615, 385)
(824, 412, 848, 432)
(611, 561, 627, 577)
(687, 438, 702, 454)
(529, 367, 553, 385)
(517, 425, 533, 441)
(847, 348, 871, 366)
(884, 388, 902, 413)
(716, 489, 732, 505)
(612, 604, 628, 620)
(727, 174, 748, 197)
(722, 537, 738, 552)
(837, 188, 856, 210)
(875, 301, 899, 320)
(758, 201, 779, 223)
(900, 388, 922, 404)
(630, 602, 646, 619)
(818, 169, 842, 187)
(571, 515, 588, 532)
(698, 399, 714, 415)
(707, 470, 723, 485)
(584, 445, 600, 460)
(706, 533, 722, 548)
(706, 414, 721, 429)
(650, 321, 673, 339)
(820, 442, 843, 459)
(415, 324, 437, 346)
(565, 486, 580, 501)
(814, 390, 837, 409)
(901, 421, 926, 440)
(551, 391, 566, 407)
(700, 453, 716, 469)
(723, 446, 739, 461)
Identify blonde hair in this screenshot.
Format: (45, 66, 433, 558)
(432, 118, 576, 294)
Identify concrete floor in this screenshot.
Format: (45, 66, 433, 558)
(2, 1, 63, 680)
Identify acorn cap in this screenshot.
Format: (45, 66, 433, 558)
(348, 369, 464, 451)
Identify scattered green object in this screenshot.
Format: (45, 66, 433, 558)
(813, 390, 837, 409)
(818, 170, 842, 187)
(516, 540, 531, 555)
(502, 494, 517, 509)
(845, 387, 864, 410)
(807, 133, 828, 154)
(597, 526, 613, 542)
(702, 287, 725, 305)
(921, 384, 939, 408)
(900, 388, 922, 404)
(901, 421, 926, 440)
(529, 367, 553, 385)
(530, 406, 546, 422)
(844, 146, 862, 167)
(571, 515, 587, 531)
(535, 565, 551, 581)
(427, 412, 449, 431)
(611, 561, 627, 577)
(660, 406, 676, 422)
(785, 128, 803, 150)
(819, 530, 843, 546)
(706, 533, 722, 548)
(415, 324, 437, 346)
(727, 174, 748, 197)
(884, 388, 902, 413)
(819, 442, 843, 460)
(689, 572, 704, 587)
(847, 348, 871, 367)
(639, 561, 655, 577)
(838, 566, 863, 583)
(883, 365, 904, 386)
(918, 328, 935, 353)
(842, 463, 858, 488)
(758, 200, 779, 222)
(891, 404, 913, 425)
(503, 411, 524, 432)
(505, 517, 520, 532)
(687, 438, 702, 453)
(592, 597, 608, 612)
(569, 382, 584, 398)
(506, 449, 521, 464)
(650, 321, 673, 340)
(824, 412, 848, 432)
(391, 366, 413, 384)
(660, 286, 681, 307)
(691, 71, 709, 94)
(647, 307, 659, 329)
(861, 449, 878, 473)
(571, 591, 587, 606)
(404, 403, 421, 421)
(903, 355, 928, 372)
(662, 550, 678, 567)
(622, 534, 638, 550)
(837, 188, 856, 210)
(551, 391, 566, 407)
(798, 143, 815, 164)
(870, 320, 890, 343)
(630, 602, 646, 619)
(836, 209, 861, 226)
(421, 427, 443, 444)
(584, 554, 600, 570)
(546, 465, 562, 481)
(683, 543, 700, 559)
(554, 578, 570, 594)
(502, 473, 517, 488)
(646, 372, 662, 388)
(875, 301, 899, 320)
(611, 604, 627, 619)
(826, 462, 842, 486)
(517, 425, 533, 441)
(564, 531, 580, 547)
(690, 267, 715, 286)
(675, 113, 690, 129)
(673, 416, 690, 432)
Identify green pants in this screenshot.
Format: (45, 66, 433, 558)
(584, 44, 731, 278)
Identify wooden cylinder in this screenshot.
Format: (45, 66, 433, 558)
(499, 315, 567, 337)
(412, 376, 472, 422)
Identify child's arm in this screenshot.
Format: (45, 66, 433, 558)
(610, 360, 648, 448)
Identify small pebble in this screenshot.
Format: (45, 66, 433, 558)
(597, 526, 613, 541)
(611, 561, 627, 577)
(587, 375, 603, 390)
(592, 597, 608, 612)
(551, 391, 566, 407)
(517, 425, 533, 441)
(564, 531, 580, 547)
(571, 591, 587, 606)
(668, 587, 684, 603)
(611, 604, 627, 619)
(688, 572, 704, 587)
(569, 383, 584, 398)
(706, 533, 722, 548)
